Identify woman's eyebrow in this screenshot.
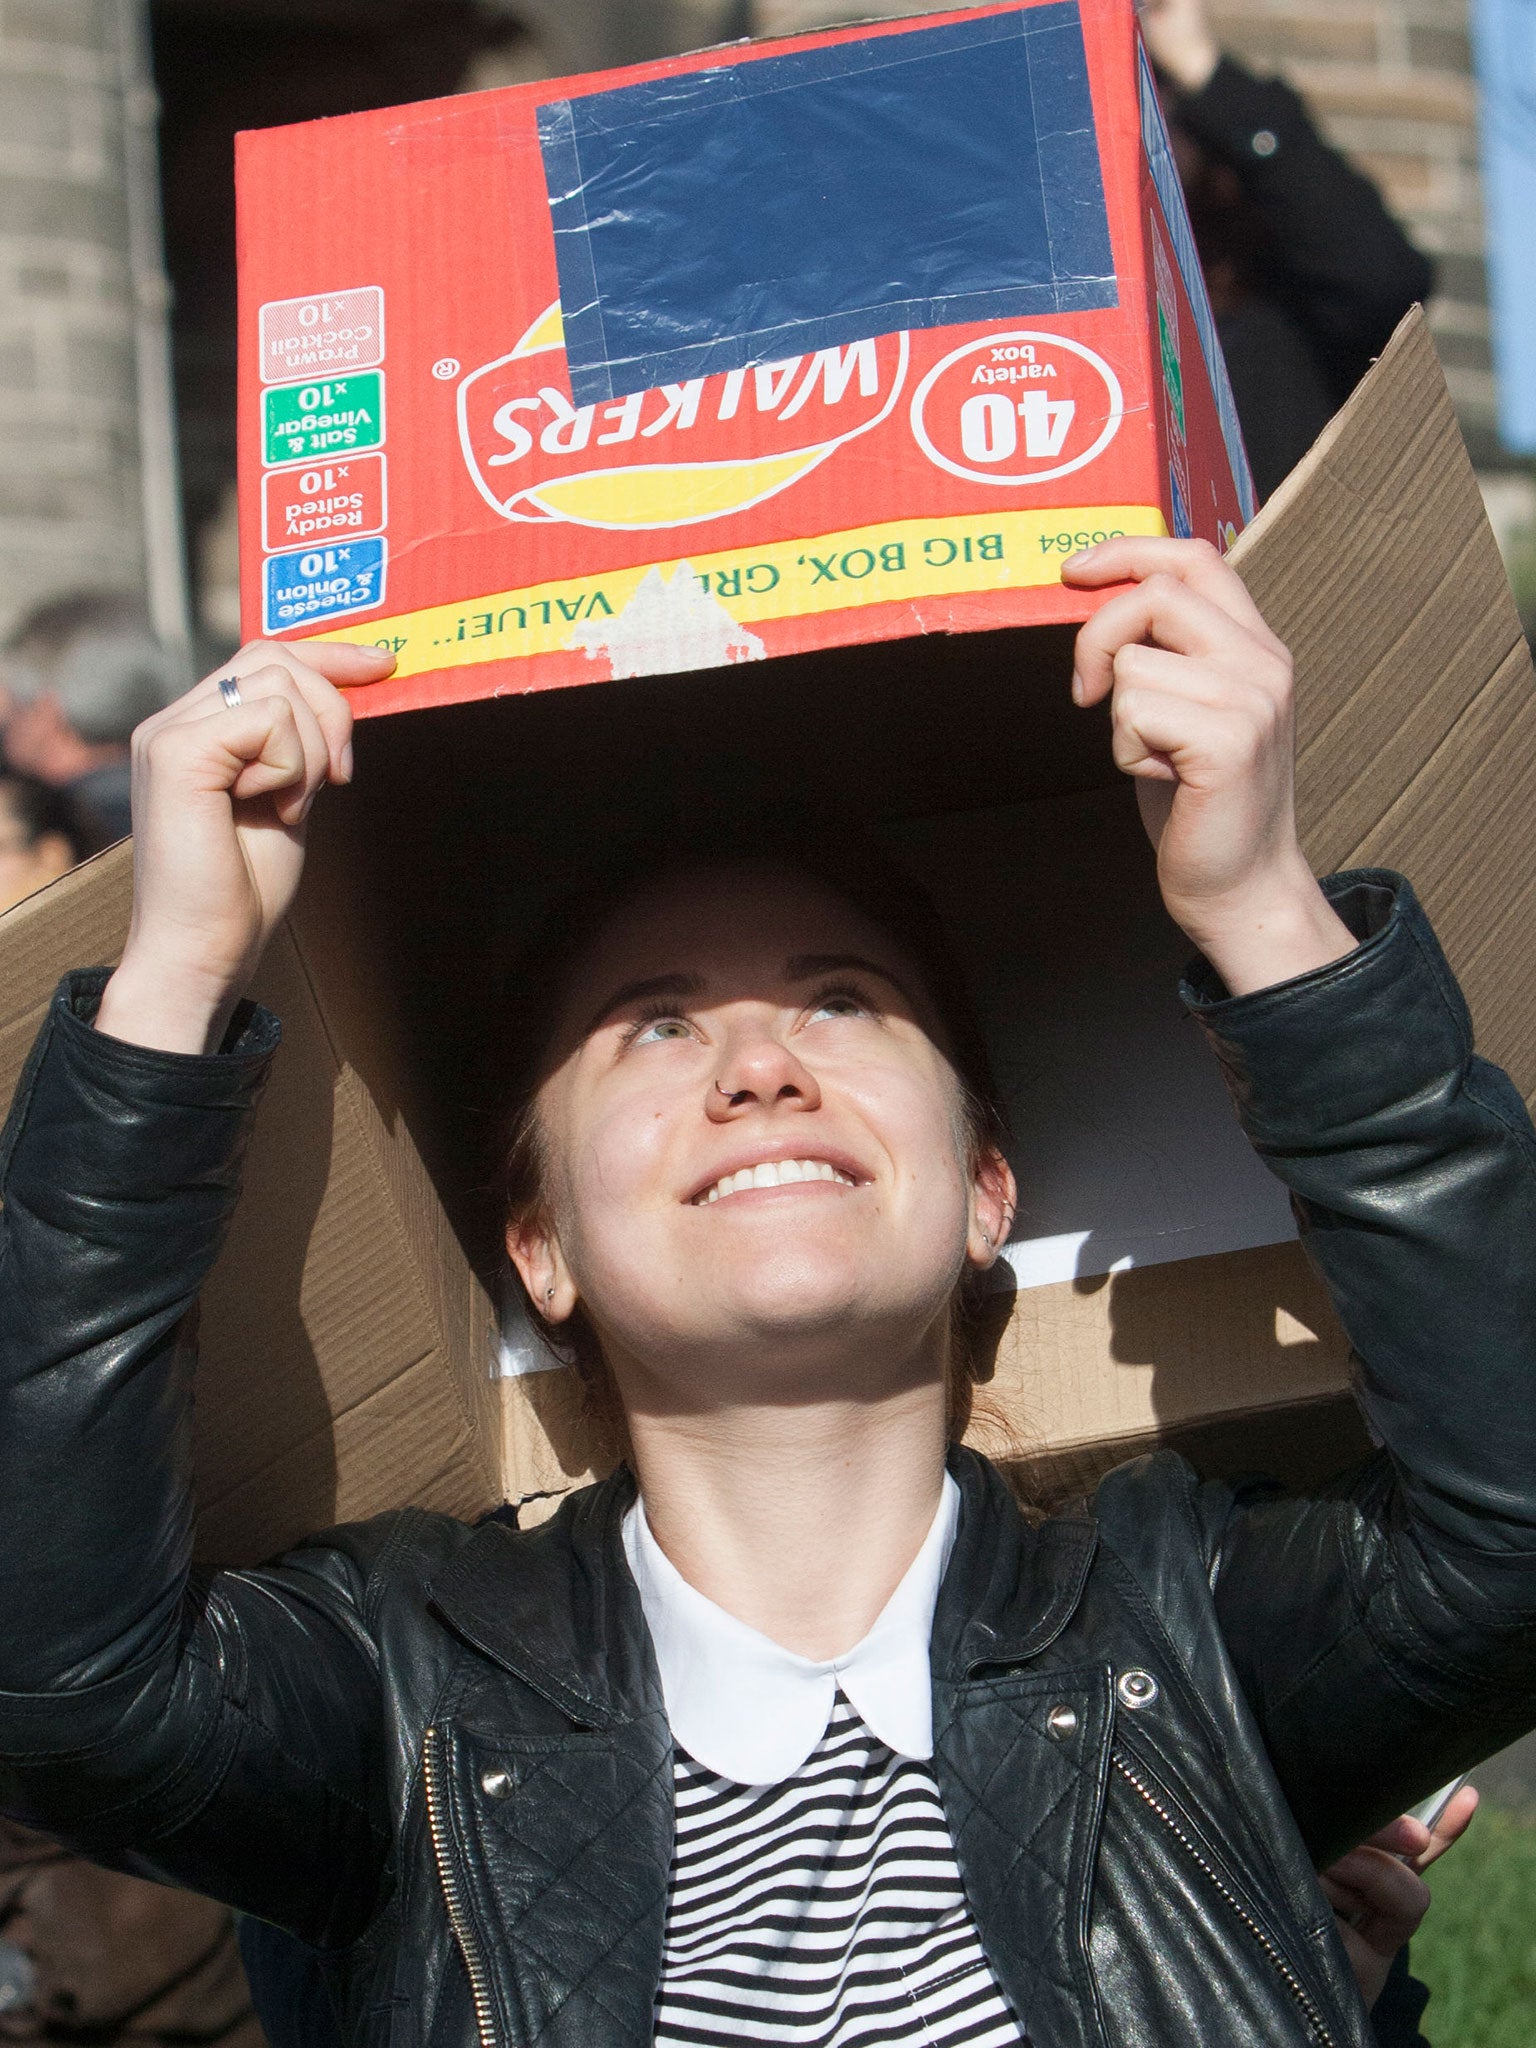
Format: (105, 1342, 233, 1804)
(582, 972, 705, 1037)
(786, 953, 918, 1007)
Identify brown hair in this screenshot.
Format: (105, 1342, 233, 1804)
(494, 819, 1013, 1456)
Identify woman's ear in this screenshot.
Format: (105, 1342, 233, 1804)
(966, 1145, 1017, 1270)
(505, 1216, 578, 1323)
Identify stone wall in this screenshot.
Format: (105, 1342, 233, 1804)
(0, 0, 149, 636)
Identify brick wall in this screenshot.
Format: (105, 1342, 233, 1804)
(0, 0, 146, 637)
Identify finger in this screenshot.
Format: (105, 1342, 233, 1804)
(1110, 641, 1284, 722)
(1061, 535, 1276, 643)
(178, 652, 355, 787)
(229, 674, 330, 825)
(1418, 1784, 1480, 1868)
(234, 650, 355, 785)
(280, 636, 394, 682)
(1361, 1815, 1429, 1860)
(1321, 1848, 1431, 1938)
(144, 698, 310, 812)
(1317, 1873, 1360, 1919)
(1110, 688, 1271, 788)
(227, 637, 393, 688)
(1072, 572, 1282, 710)
(1317, 1877, 1391, 1954)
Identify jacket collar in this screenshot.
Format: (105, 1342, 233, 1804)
(932, 1447, 1098, 1680)
(428, 1465, 653, 1729)
(427, 1447, 1097, 1726)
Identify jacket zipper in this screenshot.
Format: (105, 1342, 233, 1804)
(423, 1725, 500, 2048)
(1111, 1751, 1340, 2048)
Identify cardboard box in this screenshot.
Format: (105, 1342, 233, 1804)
(235, 1, 1254, 710)
(1, 312, 1532, 1563)
(4, 3, 1534, 1563)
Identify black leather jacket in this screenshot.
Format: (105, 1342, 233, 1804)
(2, 872, 1534, 2048)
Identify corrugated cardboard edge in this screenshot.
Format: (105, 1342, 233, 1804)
(1233, 304, 1536, 1106)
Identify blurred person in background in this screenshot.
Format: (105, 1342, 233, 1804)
(0, 1820, 262, 2048)
(0, 774, 90, 916)
(1139, 0, 1435, 500)
(1, 595, 191, 849)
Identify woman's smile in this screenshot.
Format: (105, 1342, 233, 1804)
(688, 1148, 866, 1205)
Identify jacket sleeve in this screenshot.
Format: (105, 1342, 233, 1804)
(1182, 874, 1536, 1863)
(1173, 56, 1435, 401)
(0, 973, 392, 1949)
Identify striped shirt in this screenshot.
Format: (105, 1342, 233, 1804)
(623, 1486, 1028, 2047)
(653, 1690, 1027, 2047)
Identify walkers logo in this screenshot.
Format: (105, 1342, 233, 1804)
(457, 302, 909, 531)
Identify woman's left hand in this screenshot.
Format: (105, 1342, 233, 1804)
(1062, 536, 1356, 996)
(1319, 1784, 1479, 2008)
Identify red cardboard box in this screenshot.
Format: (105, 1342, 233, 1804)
(237, 0, 1254, 716)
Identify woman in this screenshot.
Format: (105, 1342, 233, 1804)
(1, 538, 1532, 2048)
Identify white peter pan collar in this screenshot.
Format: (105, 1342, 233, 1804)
(622, 1473, 960, 1786)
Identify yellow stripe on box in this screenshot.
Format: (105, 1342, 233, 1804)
(308, 506, 1168, 679)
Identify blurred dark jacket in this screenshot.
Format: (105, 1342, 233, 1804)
(1170, 56, 1435, 501)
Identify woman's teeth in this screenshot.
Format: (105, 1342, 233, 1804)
(699, 1159, 856, 1202)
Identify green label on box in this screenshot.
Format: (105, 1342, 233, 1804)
(1157, 303, 1185, 444)
(263, 373, 384, 466)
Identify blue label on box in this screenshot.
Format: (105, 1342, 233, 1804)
(264, 537, 386, 632)
(1169, 466, 1192, 540)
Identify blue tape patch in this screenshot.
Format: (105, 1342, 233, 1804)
(263, 537, 387, 634)
(1137, 41, 1255, 522)
(539, 5, 1117, 406)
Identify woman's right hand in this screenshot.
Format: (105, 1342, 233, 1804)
(95, 639, 394, 1055)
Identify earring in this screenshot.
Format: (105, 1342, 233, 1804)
(981, 1232, 992, 1249)
(545, 1287, 555, 1301)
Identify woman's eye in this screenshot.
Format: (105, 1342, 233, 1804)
(807, 992, 868, 1023)
(630, 1016, 693, 1045)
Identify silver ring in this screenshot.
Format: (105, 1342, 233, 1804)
(217, 676, 243, 711)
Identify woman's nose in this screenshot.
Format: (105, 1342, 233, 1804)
(707, 1031, 822, 1117)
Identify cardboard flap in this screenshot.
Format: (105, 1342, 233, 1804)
(1231, 306, 1536, 1103)
(0, 842, 134, 1099)
(0, 829, 502, 1567)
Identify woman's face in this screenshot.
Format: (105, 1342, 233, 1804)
(508, 863, 1012, 1400)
